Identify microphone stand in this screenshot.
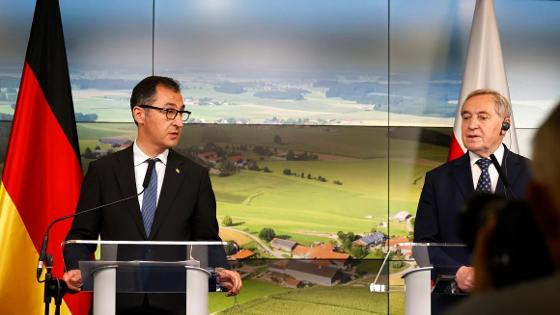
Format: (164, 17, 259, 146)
(42, 253, 67, 315)
(36, 170, 152, 315)
(38, 215, 73, 315)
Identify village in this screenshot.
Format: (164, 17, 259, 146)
(81, 134, 417, 290)
(225, 228, 415, 290)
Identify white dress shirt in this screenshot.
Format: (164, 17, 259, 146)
(133, 141, 168, 210)
(468, 144, 505, 193)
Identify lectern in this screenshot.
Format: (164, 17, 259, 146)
(369, 242, 468, 315)
(64, 240, 227, 315)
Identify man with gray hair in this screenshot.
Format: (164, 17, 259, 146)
(414, 89, 532, 314)
(449, 102, 560, 314)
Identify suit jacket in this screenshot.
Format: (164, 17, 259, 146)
(413, 145, 532, 275)
(64, 146, 226, 314)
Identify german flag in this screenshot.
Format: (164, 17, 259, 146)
(0, 0, 90, 314)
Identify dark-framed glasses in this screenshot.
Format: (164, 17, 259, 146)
(139, 105, 191, 122)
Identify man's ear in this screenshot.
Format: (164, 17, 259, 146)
(501, 117, 511, 135)
(132, 106, 145, 125)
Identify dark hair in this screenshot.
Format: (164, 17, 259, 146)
(129, 76, 180, 111)
(459, 193, 553, 288)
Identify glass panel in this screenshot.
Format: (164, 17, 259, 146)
(154, 0, 388, 126)
(60, 0, 153, 122)
(496, 0, 560, 128)
(0, 0, 35, 120)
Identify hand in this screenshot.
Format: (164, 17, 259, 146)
(63, 269, 83, 292)
(215, 268, 242, 296)
(455, 266, 475, 292)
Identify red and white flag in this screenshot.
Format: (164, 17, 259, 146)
(448, 0, 519, 160)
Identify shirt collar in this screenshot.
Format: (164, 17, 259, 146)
(133, 141, 169, 167)
(468, 143, 505, 166)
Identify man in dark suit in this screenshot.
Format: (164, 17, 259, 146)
(63, 76, 242, 314)
(414, 89, 531, 312)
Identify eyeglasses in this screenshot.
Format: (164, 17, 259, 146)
(139, 105, 191, 122)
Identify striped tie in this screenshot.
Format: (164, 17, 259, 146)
(142, 158, 159, 237)
(475, 158, 492, 193)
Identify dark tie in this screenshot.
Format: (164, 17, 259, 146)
(142, 158, 159, 237)
(475, 158, 492, 192)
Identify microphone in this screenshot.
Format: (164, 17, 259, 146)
(489, 154, 516, 199)
(36, 164, 153, 282)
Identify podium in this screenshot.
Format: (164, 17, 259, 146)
(369, 242, 468, 315)
(64, 240, 227, 315)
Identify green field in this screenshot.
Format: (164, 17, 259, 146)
(71, 123, 449, 242)
(217, 285, 404, 315)
(209, 279, 292, 313)
(0, 122, 448, 314)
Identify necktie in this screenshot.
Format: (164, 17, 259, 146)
(475, 158, 492, 192)
(142, 158, 158, 237)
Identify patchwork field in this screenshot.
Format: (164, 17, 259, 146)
(0, 122, 449, 242)
(214, 284, 405, 315)
(70, 123, 449, 243)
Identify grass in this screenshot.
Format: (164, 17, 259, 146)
(209, 279, 292, 313)
(218, 228, 254, 246)
(217, 285, 404, 315)
(0, 122, 444, 314)
(68, 123, 449, 243)
(32, 122, 449, 244)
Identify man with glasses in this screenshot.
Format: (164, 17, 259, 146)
(63, 76, 242, 314)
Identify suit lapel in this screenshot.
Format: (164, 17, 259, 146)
(150, 149, 186, 239)
(452, 153, 474, 201)
(114, 146, 147, 239)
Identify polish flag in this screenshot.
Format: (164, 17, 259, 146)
(448, 0, 519, 160)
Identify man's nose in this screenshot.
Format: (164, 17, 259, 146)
(171, 114, 184, 126)
(467, 118, 478, 129)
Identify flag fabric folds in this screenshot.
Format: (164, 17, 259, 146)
(448, 0, 519, 161)
(0, 0, 90, 314)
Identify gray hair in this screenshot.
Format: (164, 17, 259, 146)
(463, 89, 512, 118)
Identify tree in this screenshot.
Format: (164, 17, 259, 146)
(283, 168, 292, 176)
(222, 215, 233, 226)
(337, 231, 345, 241)
(219, 159, 237, 176)
(247, 160, 260, 171)
(259, 227, 276, 242)
(273, 135, 282, 145)
(350, 245, 368, 258)
(83, 147, 93, 158)
(342, 238, 353, 252)
(286, 150, 296, 160)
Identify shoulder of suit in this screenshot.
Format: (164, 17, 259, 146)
(508, 150, 530, 163)
(426, 154, 467, 177)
